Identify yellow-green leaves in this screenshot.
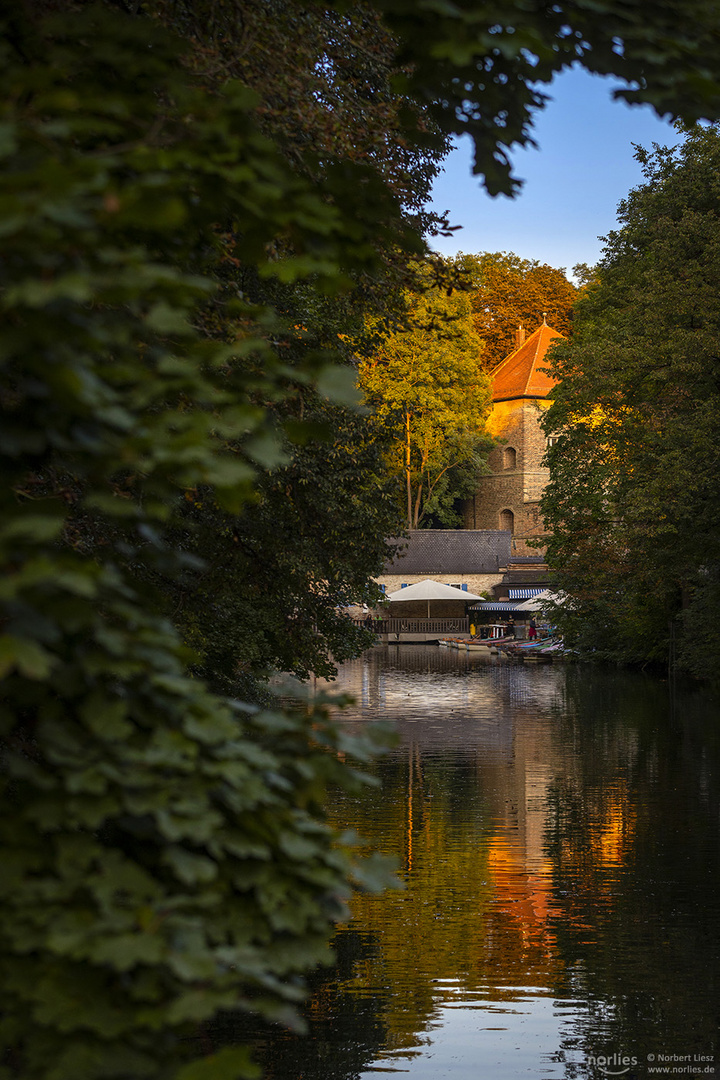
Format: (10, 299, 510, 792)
(358, 260, 493, 528)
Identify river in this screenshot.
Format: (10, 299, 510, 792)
(257, 645, 720, 1080)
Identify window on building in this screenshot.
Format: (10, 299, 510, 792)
(547, 436, 561, 447)
(503, 446, 517, 469)
(499, 508, 514, 533)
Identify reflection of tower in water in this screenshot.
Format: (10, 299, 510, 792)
(480, 710, 564, 984)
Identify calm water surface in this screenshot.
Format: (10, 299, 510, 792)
(260, 646, 720, 1080)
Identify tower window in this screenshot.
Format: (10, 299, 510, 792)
(503, 446, 517, 469)
(499, 509, 514, 533)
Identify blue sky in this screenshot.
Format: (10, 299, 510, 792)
(428, 66, 680, 279)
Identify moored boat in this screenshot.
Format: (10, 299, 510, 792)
(501, 636, 564, 661)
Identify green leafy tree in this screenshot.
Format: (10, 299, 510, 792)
(540, 124, 720, 679)
(156, 0, 450, 245)
(358, 266, 493, 529)
(173, 403, 401, 693)
(0, 11, 400, 1080)
(455, 252, 577, 369)
(140, 1, 448, 689)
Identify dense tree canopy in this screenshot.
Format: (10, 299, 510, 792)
(5, 0, 720, 1077)
(173, 403, 401, 693)
(358, 263, 493, 529)
(455, 252, 577, 369)
(0, 9, 406, 1080)
(541, 124, 720, 680)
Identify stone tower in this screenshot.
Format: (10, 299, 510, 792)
(464, 320, 564, 556)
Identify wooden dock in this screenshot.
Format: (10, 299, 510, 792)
(359, 617, 471, 644)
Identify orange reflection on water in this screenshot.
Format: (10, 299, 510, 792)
(592, 784, 636, 868)
(481, 832, 563, 988)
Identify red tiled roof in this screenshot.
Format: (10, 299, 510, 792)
(491, 323, 564, 402)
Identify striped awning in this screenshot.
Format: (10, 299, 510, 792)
(508, 587, 546, 599)
(468, 601, 522, 612)
(469, 593, 555, 612)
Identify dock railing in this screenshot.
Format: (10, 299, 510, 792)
(353, 617, 470, 635)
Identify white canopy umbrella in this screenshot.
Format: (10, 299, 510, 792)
(386, 578, 483, 618)
(521, 589, 563, 612)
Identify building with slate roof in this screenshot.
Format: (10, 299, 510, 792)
(464, 319, 563, 556)
(376, 529, 511, 597)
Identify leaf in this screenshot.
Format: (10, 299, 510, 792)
(163, 846, 218, 885)
(176, 1047, 261, 1080)
(90, 933, 166, 971)
(0, 634, 56, 680)
(0, 513, 65, 543)
(80, 697, 132, 740)
(351, 851, 404, 893)
(144, 303, 192, 335)
(4, 273, 94, 307)
(182, 712, 240, 745)
(242, 430, 288, 469)
(278, 831, 320, 861)
(0, 121, 17, 158)
(315, 364, 362, 407)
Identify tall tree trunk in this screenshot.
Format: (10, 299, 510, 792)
(412, 444, 429, 528)
(405, 409, 413, 531)
(413, 478, 423, 529)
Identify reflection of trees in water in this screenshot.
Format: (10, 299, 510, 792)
(326, 739, 572, 1051)
(293, 655, 720, 1075)
(544, 671, 720, 1059)
(207, 930, 389, 1080)
(259, 930, 389, 1080)
(330, 744, 495, 1050)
